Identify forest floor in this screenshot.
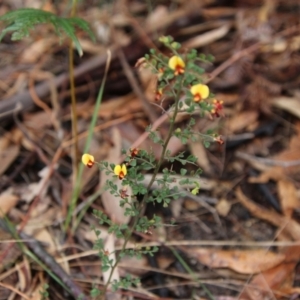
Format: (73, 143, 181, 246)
(1, 0, 300, 299)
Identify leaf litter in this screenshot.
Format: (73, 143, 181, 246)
(1, 0, 300, 299)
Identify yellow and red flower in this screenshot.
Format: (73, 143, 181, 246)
(168, 55, 185, 75)
(214, 136, 224, 145)
(114, 164, 127, 180)
(120, 187, 129, 199)
(82, 153, 95, 168)
(190, 84, 209, 102)
(130, 148, 139, 158)
(211, 99, 224, 117)
(155, 88, 163, 101)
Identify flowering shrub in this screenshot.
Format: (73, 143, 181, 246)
(83, 36, 224, 296)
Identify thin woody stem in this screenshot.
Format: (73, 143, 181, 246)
(101, 76, 183, 298)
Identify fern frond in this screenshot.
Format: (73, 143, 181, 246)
(0, 8, 95, 56)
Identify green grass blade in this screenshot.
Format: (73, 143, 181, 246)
(64, 50, 112, 233)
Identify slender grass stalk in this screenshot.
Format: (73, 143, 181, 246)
(170, 246, 215, 300)
(64, 50, 112, 233)
(0, 216, 71, 296)
(73, 187, 105, 232)
(69, 0, 79, 186)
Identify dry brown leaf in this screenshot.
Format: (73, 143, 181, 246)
(103, 234, 121, 300)
(0, 188, 19, 217)
(146, 5, 168, 30)
(79, 225, 109, 244)
(34, 228, 56, 254)
(277, 180, 299, 218)
(29, 280, 47, 300)
(16, 258, 31, 292)
(187, 248, 285, 274)
(23, 111, 53, 129)
(273, 96, 300, 119)
(183, 198, 200, 211)
(22, 207, 58, 236)
(100, 127, 131, 225)
(189, 140, 212, 174)
(236, 187, 300, 241)
(239, 246, 300, 300)
(119, 256, 148, 276)
(0, 144, 19, 176)
(20, 37, 57, 63)
(16, 166, 52, 206)
(77, 94, 142, 119)
(166, 136, 185, 158)
(78, 38, 106, 54)
(241, 261, 295, 300)
(214, 297, 239, 300)
(145, 6, 186, 32)
(216, 198, 231, 217)
(249, 124, 300, 183)
(136, 62, 157, 102)
(226, 110, 258, 133)
(183, 25, 230, 49)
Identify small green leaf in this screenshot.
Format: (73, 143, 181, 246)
(180, 168, 187, 176)
(204, 141, 210, 148)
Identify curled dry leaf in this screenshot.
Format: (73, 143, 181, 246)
(0, 144, 19, 177)
(0, 188, 19, 217)
(236, 187, 300, 241)
(100, 127, 132, 225)
(240, 261, 296, 300)
(187, 248, 285, 274)
(273, 96, 300, 119)
(239, 246, 300, 300)
(227, 110, 258, 133)
(103, 234, 121, 300)
(188, 140, 212, 174)
(277, 179, 299, 218)
(216, 198, 231, 217)
(183, 24, 230, 49)
(249, 122, 300, 183)
(16, 258, 31, 292)
(20, 37, 58, 63)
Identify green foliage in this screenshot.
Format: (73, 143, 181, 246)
(0, 8, 95, 56)
(81, 35, 224, 296)
(39, 283, 49, 300)
(111, 275, 140, 292)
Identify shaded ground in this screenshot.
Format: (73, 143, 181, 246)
(1, 0, 300, 299)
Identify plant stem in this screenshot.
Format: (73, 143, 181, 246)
(69, 0, 79, 185)
(101, 77, 183, 297)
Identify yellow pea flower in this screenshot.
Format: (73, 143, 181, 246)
(168, 55, 185, 75)
(190, 84, 210, 102)
(82, 153, 95, 168)
(114, 164, 127, 180)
